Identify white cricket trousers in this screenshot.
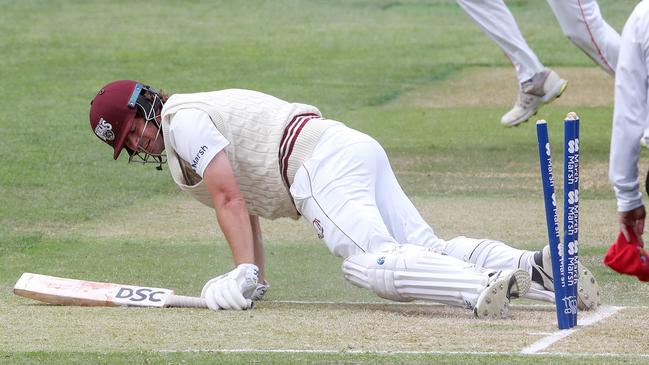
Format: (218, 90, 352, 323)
(289, 123, 534, 271)
(456, 0, 620, 81)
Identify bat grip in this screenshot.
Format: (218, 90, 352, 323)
(167, 295, 208, 308)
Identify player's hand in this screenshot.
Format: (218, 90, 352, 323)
(201, 263, 259, 310)
(619, 205, 646, 245)
(251, 280, 270, 301)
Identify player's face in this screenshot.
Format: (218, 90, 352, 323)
(125, 117, 165, 156)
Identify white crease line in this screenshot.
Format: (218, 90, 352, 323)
(156, 348, 649, 358)
(158, 349, 507, 355)
(268, 300, 555, 309)
(270, 300, 435, 305)
(267, 300, 649, 310)
(521, 306, 623, 354)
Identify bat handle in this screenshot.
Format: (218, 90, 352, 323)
(167, 295, 208, 308)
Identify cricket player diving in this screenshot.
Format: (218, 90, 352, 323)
(88, 80, 600, 318)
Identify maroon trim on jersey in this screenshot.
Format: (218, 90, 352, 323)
(279, 113, 320, 188)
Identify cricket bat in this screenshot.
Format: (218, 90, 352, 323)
(13, 272, 207, 308)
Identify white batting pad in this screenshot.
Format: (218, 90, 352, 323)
(342, 245, 491, 308)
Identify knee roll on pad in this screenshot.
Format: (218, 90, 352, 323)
(342, 250, 410, 301)
(342, 245, 488, 306)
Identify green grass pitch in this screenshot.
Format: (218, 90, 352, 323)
(2, 1, 648, 364)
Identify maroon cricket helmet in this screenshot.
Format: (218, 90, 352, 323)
(89, 80, 141, 160)
(89, 79, 166, 160)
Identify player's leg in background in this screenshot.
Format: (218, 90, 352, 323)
(455, 0, 543, 83)
(455, 0, 567, 127)
(546, 0, 620, 76)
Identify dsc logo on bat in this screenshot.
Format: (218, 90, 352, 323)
(114, 287, 168, 303)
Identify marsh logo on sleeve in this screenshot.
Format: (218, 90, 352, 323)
(94, 118, 115, 142)
(312, 218, 324, 239)
(191, 145, 209, 171)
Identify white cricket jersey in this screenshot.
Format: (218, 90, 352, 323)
(168, 108, 229, 178)
(160, 89, 334, 219)
(609, 0, 649, 212)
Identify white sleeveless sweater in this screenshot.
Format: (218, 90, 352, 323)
(160, 89, 339, 219)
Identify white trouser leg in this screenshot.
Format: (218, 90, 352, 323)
(428, 236, 536, 274)
(546, 0, 620, 75)
(290, 126, 400, 258)
(371, 147, 444, 248)
(456, 0, 544, 82)
(290, 124, 443, 258)
(342, 245, 493, 307)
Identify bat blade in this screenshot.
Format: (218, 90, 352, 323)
(13, 273, 205, 308)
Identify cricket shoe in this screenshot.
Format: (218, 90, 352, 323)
(501, 68, 568, 127)
(527, 245, 601, 310)
(474, 269, 530, 319)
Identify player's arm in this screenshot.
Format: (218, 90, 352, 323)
(169, 108, 259, 310)
(249, 214, 271, 300)
(203, 150, 255, 265)
(199, 149, 259, 310)
(249, 215, 265, 280)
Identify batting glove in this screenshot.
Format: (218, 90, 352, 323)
(201, 263, 259, 310)
(251, 280, 270, 301)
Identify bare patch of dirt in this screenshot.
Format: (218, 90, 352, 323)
(410, 196, 618, 250)
(392, 67, 613, 108)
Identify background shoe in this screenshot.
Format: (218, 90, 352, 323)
(527, 245, 601, 310)
(474, 269, 530, 319)
(500, 68, 568, 127)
